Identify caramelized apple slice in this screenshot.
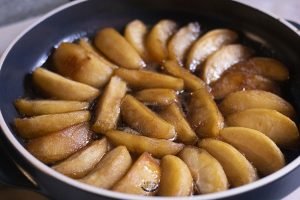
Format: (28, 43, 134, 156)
(92, 76, 127, 134)
(113, 152, 160, 195)
(95, 28, 145, 69)
(14, 99, 89, 116)
(188, 88, 224, 138)
(135, 88, 177, 106)
(159, 103, 198, 144)
(124, 20, 150, 61)
(114, 68, 184, 90)
(26, 123, 92, 164)
(52, 138, 110, 178)
(202, 44, 253, 84)
(14, 111, 90, 139)
(179, 146, 228, 194)
(199, 139, 258, 187)
(158, 155, 193, 196)
(121, 95, 175, 139)
(167, 22, 200, 64)
(163, 60, 205, 91)
(220, 127, 285, 175)
(81, 146, 132, 189)
(219, 90, 295, 118)
(33, 68, 100, 101)
(186, 29, 238, 71)
(226, 108, 299, 147)
(105, 130, 184, 158)
(146, 20, 177, 62)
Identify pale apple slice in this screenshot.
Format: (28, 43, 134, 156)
(114, 68, 184, 90)
(14, 99, 89, 116)
(26, 123, 92, 164)
(186, 29, 238, 71)
(219, 90, 295, 118)
(113, 152, 160, 195)
(159, 103, 198, 144)
(52, 138, 110, 179)
(188, 88, 224, 138)
(202, 44, 253, 84)
(158, 155, 193, 196)
(226, 108, 299, 147)
(81, 146, 132, 189)
(179, 146, 228, 194)
(135, 88, 177, 106)
(220, 127, 285, 175)
(146, 20, 177, 62)
(167, 22, 200, 64)
(163, 60, 206, 91)
(14, 110, 90, 139)
(105, 130, 184, 158)
(121, 95, 175, 139)
(32, 68, 100, 101)
(124, 20, 150, 61)
(199, 139, 258, 187)
(92, 76, 127, 134)
(53, 42, 113, 88)
(95, 28, 145, 69)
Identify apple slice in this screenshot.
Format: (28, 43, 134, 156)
(113, 152, 160, 195)
(135, 88, 177, 106)
(220, 127, 285, 175)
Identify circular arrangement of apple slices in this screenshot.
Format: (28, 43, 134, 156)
(14, 19, 299, 197)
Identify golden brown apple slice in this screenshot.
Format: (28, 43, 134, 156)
(188, 88, 224, 138)
(163, 60, 205, 91)
(105, 130, 184, 158)
(220, 127, 285, 175)
(32, 68, 100, 101)
(135, 88, 177, 106)
(186, 29, 238, 71)
(26, 123, 92, 164)
(121, 95, 175, 139)
(211, 71, 280, 100)
(167, 22, 200, 64)
(146, 20, 177, 62)
(14, 110, 90, 139)
(226, 108, 299, 147)
(178, 146, 228, 194)
(124, 20, 150, 61)
(95, 28, 145, 69)
(81, 146, 132, 189)
(53, 42, 113, 88)
(159, 103, 198, 144)
(202, 44, 253, 84)
(113, 152, 160, 195)
(158, 155, 193, 196)
(199, 139, 258, 187)
(14, 99, 89, 116)
(52, 138, 110, 179)
(92, 76, 127, 134)
(219, 90, 295, 118)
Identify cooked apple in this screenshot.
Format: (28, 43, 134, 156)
(220, 127, 285, 175)
(26, 123, 92, 164)
(135, 88, 177, 106)
(186, 29, 238, 71)
(226, 108, 299, 147)
(81, 146, 132, 189)
(14, 110, 90, 139)
(113, 152, 160, 195)
(146, 20, 177, 62)
(199, 139, 258, 187)
(179, 146, 228, 194)
(105, 130, 184, 158)
(32, 68, 100, 101)
(202, 44, 253, 84)
(95, 28, 145, 69)
(92, 76, 127, 134)
(14, 99, 89, 116)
